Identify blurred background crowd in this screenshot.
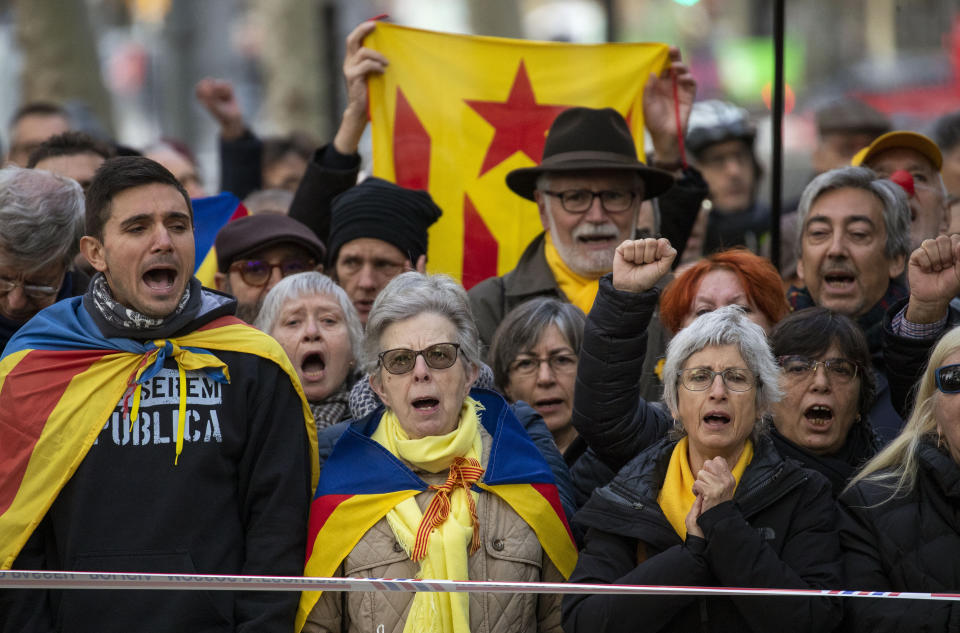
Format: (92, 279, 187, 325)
(0, 0, 958, 205)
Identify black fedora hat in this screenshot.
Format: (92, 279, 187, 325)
(505, 107, 674, 201)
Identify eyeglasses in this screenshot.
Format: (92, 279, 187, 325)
(936, 363, 960, 394)
(228, 258, 316, 287)
(542, 189, 638, 213)
(0, 274, 63, 301)
(678, 367, 756, 392)
(509, 353, 578, 377)
(779, 356, 859, 385)
(378, 343, 461, 375)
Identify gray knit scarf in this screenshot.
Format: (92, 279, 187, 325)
(90, 272, 190, 332)
(309, 382, 351, 434)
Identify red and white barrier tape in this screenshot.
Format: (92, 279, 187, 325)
(0, 571, 957, 601)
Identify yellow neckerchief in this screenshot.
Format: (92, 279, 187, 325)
(543, 231, 601, 315)
(371, 397, 484, 633)
(657, 436, 754, 540)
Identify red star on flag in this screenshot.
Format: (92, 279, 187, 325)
(465, 61, 569, 177)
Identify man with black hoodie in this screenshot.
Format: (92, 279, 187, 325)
(0, 156, 315, 633)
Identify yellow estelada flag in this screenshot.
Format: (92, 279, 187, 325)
(366, 23, 669, 288)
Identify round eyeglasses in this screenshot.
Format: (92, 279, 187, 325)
(678, 367, 757, 392)
(778, 356, 858, 385)
(509, 353, 578, 377)
(228, 258, 316, 287)
(378, 343, 461, 375)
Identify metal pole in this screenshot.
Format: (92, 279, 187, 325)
(603, 0, 616, 43)
(771, 0, 785, 272)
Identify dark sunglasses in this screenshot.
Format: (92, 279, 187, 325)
(936, 363, 960, 394)
(228, 258, 316, 287)
(378, 343, 460, 375)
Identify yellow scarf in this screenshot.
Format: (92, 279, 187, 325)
(543, 232, 601, 315)
(371, 397, 484, 633)
(657, 437, 754, 540)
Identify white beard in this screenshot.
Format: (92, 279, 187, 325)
(545, 204, 636, 277)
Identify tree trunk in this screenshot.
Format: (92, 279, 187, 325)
(250, 0, 328, 139)
(468, 0, 522, 38)
(14, 0, 114, 134)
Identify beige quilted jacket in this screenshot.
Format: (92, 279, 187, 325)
(303, 426, 565, 633)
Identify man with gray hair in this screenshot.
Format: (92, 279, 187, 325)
(789, 165, 954, 441)
(0, 166, 85, 353)
(792, 165, 911, 321)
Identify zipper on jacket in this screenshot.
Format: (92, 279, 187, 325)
(737, 465, 808, 517)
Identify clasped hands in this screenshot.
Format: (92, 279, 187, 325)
(684, 456, 736, 540)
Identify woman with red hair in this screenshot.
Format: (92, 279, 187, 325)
(659, 248, 788, 335)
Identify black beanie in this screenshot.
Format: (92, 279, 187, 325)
(327, 177, 443, 265)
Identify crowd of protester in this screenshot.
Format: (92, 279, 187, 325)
(4, 17, 960, 633)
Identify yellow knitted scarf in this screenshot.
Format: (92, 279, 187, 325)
(657, 436, 754, 540)
(371, 397, 484, 633)
(543, 231, 601, 315)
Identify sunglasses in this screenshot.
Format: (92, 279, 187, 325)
(228, 258, 316, 287)
(936, 363, 960, 394)
(378, 343, 460, 375)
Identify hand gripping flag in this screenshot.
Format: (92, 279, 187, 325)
(295, 388, 577, 631)
(0, 298, 318, 569)
(366, 23, 669, 288)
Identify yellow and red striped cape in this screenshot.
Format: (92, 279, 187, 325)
(0, 296, 317, 570)
(296, 388, 577, 631)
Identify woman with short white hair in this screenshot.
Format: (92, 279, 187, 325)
(564, 306, 842, 633)
(254, 271, 362, 432)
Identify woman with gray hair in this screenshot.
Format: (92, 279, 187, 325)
(0, 166, 85, 353)
(300, 272, 577, 633)
(489, 297, 585, 454)
(253, 271, 362, 432)
(564, 241, 842, 633)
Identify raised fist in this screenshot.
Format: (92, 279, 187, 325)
(612, 237, 677, 293)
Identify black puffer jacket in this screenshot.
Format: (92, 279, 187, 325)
(881, 297, 960, 420)
(571, 276, 877, 497)
(564, 432, 842, 633)
(839, 442, 960, 632)
(570, 276, 664, 474)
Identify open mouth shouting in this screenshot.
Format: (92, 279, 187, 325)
(701, 410, 733, 431)
(411, 396, 440, 415)
(803, 404, 834, 429)
(821, 267, 857, 295)
(702, 409, 731, 429)
(571, 222, 621, 252)
(142, 264, 180, 297)
(300, 351, 327, 382)
(577, 232, 618, 249)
